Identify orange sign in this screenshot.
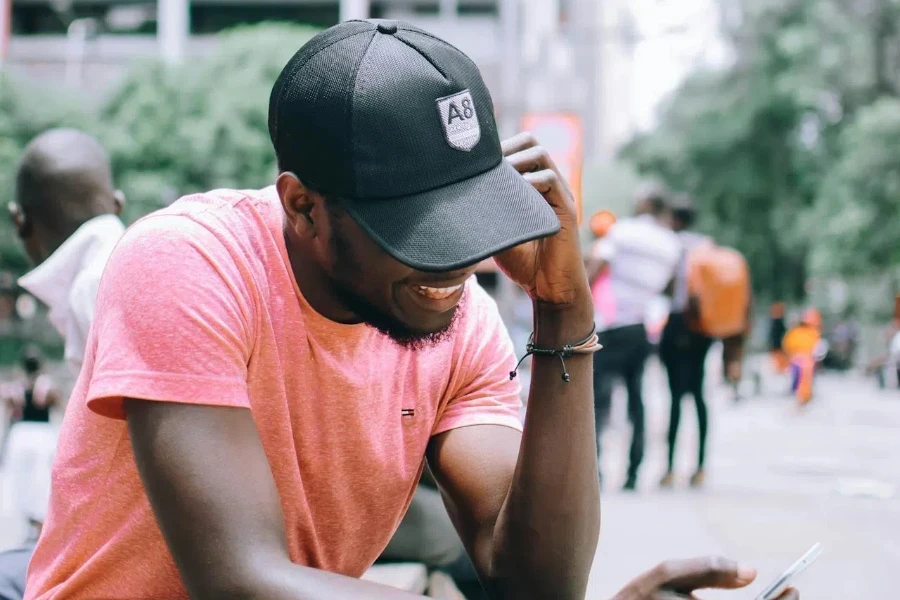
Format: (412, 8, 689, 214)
(520, 112, 584, 223)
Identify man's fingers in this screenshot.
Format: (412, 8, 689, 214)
(522, 170, 577, 216)
(650, 557, 756, 593)
(501, 131, 539, 157)
(523, 169, 558, 195)
(503, 134, 564, 187)
(506, 145, 557, 175)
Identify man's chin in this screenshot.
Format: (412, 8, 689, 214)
(369, 307, 460, 351)
(332, 282, 465, 351)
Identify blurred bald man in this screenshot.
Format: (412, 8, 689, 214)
(10, 128, 125, 372)
(0, 129, 125, 598)
(0, 131, 125, 592)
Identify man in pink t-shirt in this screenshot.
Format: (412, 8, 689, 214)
(25, 19, 795, 600)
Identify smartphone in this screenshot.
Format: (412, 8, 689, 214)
(755, 543, 823, 600)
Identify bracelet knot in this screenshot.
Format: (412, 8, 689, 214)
(509, 325, 603, 383)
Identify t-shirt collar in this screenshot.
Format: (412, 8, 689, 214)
(18, 214, 125, 333)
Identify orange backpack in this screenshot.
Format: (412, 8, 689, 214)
(686, 245, 751, 338)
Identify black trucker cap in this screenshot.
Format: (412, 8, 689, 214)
(268, 19, 560, 272)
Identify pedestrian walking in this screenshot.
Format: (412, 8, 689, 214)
(783, 308, 823, 405)
(658, 196, 714, 489)
(586, 184, 681, 491)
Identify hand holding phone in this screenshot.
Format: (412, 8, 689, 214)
(756, 543, 822, 600)
(610, 556, 758, 600)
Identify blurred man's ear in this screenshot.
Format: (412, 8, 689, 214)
(8, 201, 26, 231)
(113, 190, 125, 216)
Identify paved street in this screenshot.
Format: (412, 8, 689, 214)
(587, 356, 900, 599)
(2, 355, 898, 599)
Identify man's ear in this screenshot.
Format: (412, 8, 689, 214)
(113, 190, 125, 216)
(276, 172, 318, 238)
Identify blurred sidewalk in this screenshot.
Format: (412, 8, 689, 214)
(586, 357, 900, 599)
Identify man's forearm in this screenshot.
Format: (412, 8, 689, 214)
(223, 557, 429, 600)
(489, 296, 600, 599)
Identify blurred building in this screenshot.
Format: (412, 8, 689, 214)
(3, 1, 508, 112)
(520, 0, 638, 161)
(2, 0, 642, 160)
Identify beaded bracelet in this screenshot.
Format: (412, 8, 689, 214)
(509, 325, 604, 383)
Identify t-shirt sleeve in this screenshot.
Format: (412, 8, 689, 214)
(433, 283, 523, 436)
(86, 215, 255, 420)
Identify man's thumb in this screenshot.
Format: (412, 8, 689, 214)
(655, 557, 757, 592)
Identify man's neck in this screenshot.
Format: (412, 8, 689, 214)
(46, 213, 114, 261)
(282, 226, 361, 325)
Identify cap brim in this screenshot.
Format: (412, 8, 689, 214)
(340, 159, 561, 272)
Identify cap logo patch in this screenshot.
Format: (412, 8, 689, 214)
(436, 90, 480, 151)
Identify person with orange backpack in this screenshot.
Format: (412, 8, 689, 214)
(660, 196, 751, 489)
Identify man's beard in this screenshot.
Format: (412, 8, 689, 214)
(328, 215, 463, 350)
(332, 281, 464, 351)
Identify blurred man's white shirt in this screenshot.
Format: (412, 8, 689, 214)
(597, 214, 681, 330)
(7, 214, 124, 541)
(18, 214, 125, 373)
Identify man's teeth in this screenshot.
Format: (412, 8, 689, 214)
(415, 284, 463, 300)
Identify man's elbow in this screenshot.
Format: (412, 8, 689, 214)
(182, 553, 291, 600)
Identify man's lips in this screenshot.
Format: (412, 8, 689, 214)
(413, 283, 464, 300)
(400, 274, 471, 313)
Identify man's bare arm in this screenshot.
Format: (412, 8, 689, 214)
(428, 133, 600, 600)
(125, 399, 427, 600)
(428, 303, 598, 600)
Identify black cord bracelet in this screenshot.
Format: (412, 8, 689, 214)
(509, 325, 601, 383)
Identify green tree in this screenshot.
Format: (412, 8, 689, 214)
(804, 98, 900, 278)
(621, 0, 900, 302)
(100, 22, 321, 223)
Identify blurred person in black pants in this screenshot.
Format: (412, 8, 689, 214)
(659, 197, 714, 489)
(587, 185, 680, 491)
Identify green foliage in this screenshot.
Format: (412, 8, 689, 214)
(622, 66, 812, 300)
(99, 22, 321, 223)
(621, 0, 900, 304)
(804, 99, 900, 277)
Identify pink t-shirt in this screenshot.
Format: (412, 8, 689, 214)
(26, 187, 523, 600)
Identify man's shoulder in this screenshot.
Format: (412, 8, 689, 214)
(120, 187, 277, 256)
(147, 186, 276, 227)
